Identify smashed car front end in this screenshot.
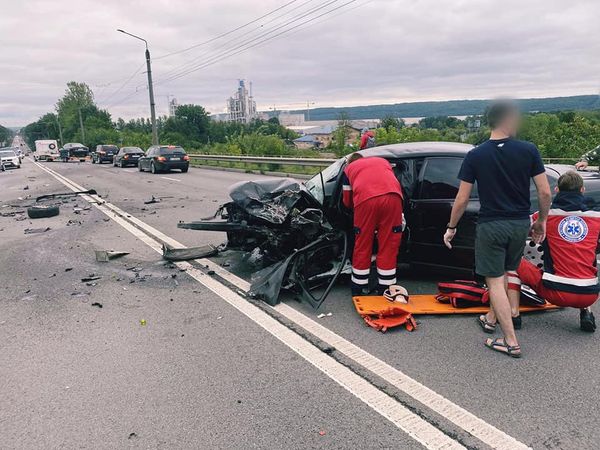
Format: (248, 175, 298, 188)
(178, 178, 348, 307)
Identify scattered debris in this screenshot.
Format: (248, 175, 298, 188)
(144, 196, 160, 204)
(49, 273, 56, 278)
(95, 250, 130, 262)
(91, 302, 103, 308)
(23, 185, 29, 190)
(162, 243, 217, 261)
(317, 313, 333, 319)
(128, 433, 138, 440)
(71, 292, 90, 298)
(24, 227, 51, 234)
(27, 204, 60, 219)
(207, 270, 216, 276)
(66, 219, 82, 226)
(81, 275, 101, 282)
(36, 189, 97, 202)
(65, 268, 73, 272)
(140, 319, 146, 326)
(127, 266, 143, 272)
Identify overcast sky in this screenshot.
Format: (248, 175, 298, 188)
(1, 0, 599, 126)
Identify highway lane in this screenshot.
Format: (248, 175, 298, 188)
(0, 160, 422, 449)
(3, 156, 600, 448)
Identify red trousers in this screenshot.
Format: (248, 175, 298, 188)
(351, 193, 403, 289)
(508, 259, 598, 308)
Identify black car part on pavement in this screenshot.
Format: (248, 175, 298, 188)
(27, 205, 60, 219)
(178, 178, 348, 307)
(36, 189, 98, 202)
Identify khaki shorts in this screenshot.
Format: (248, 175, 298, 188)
(475, 219, 530, 278)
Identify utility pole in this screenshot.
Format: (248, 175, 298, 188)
(118, 29, 158, 145)
(55, 116, 64, 146)
(78, 108, 86, 143)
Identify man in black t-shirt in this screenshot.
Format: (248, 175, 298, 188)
(443, 100, 552, 358)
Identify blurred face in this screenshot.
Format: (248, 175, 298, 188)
(499, 109, 520, 137)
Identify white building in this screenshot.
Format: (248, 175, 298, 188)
(169, 97, 179, 117)
(227, 80, 257, 124)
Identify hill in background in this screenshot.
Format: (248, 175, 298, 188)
(288, 94, 600, 121)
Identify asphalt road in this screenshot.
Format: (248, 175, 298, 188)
(2, 145, 599, 449)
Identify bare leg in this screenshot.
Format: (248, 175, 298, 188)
(486, 275, 518, 347)
(486, 273, 520, 324)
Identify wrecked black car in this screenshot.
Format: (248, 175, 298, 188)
(179, 142, 600, 306)
(179, 178, 348, 307)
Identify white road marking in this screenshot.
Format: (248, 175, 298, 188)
(196, 258, 530, 449)
(160, 176, 181, 182)
(33, 160, 531, 450)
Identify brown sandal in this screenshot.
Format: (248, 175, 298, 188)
(485, 337, 522, 358)
(477, 315, 496, 333)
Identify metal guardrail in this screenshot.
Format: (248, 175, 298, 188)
(188, 154, 336, 167)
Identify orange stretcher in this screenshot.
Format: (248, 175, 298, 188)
(353, 294, 560, 316)
(352, 295, 560, 333)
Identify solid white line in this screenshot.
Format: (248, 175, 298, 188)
(160, 176, 181, 182)
(36, 161, 531, 449)
(33, 161, 467, 450)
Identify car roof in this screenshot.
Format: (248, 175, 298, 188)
(358, 141, 473, 159)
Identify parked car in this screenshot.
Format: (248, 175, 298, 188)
(113, 147, 144, 167)
(0, 148, 21, 169)
(138, 145, 189, 174)
(62, 143, 89, 161)
(92, 145, 119, 164)
(180, 142, 599, 279)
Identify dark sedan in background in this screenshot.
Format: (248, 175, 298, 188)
(138, 145, 189, 174)
(92, 145, 119, 164)
(113, 146, 144, 167)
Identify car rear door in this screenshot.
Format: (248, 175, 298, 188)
(407, 156, 479, 272)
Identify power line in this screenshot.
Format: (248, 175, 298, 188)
(155, 0, 323, 83)
(155, 0, 342, 86)
(156, 0, 357, 86)
(97, 62, 145, 106)
(153, 0, 300, 60)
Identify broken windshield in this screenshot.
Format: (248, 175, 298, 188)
(305, 158, 345, 204)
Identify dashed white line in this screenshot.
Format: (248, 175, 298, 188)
(160, 176, 181, 182)
(33, 160, 531, 450)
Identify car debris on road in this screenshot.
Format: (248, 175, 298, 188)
(178, 179, 348, 308)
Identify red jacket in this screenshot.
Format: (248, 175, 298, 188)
(534, 192, 600, 295)
(342, 157, 403, 209)
(359, 131, 375, 150)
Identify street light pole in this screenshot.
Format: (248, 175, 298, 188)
(117, 29, 158, 145)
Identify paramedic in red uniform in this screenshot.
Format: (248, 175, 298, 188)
(505, 171, 600, 331)
(342, 153, 404, 295)
(359, 128, 376, 150)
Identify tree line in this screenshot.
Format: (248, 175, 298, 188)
(21, 81, 303, 157)
(21, 81, 600, 161)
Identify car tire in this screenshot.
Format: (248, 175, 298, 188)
(151, 162, 157, 174)
(91, 158, 96, 164)
(138, 163, 144, 172)
(27, 205, 60, 219)
(181, 167, 188, 173)
(120, 161, 125, 168)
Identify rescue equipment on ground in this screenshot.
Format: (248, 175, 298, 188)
(383, 285, 409, 303)
(436, 280, 489, 308)
(353, 296, 416, 332)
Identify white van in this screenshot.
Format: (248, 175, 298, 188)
(35, 139, 59, 161)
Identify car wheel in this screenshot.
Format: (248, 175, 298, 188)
(138, 163, 144, 172)
(91, 157, 96, 164)
(181, 167, 188, 173)
(27, 205, 60, 219)
(151, 162, 157, 174)
(120, 160, 125, 168)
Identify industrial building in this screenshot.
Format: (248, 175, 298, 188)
(227, 80, 257, 124)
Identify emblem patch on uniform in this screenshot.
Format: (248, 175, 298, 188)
(558, 215, 588, 243)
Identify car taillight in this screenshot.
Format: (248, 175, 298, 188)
(99, 151, 105, 155)
(183, 155, 189, 161)
(124, 154, 129, 159)
(156, 156, 166, 162)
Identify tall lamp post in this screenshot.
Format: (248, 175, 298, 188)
(117, 29, 158, 145)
